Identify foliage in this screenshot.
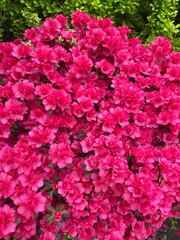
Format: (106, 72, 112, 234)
(0, 11, 180, 239)
(144, 0, 180, 49)
(0, 0, 63, 41)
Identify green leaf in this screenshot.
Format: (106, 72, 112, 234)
(48, 190, 54, 198)
(62, 210, 68, 218)
(36, 100, 42, 105)
(56, 221, 62, 229)
(85, 171, 91, 177)
(63, 233, 71, 240)
(47, 109, 54, 114)
(45, 214, 55, 224)
(58, 204, 66, 211)
(48, 162, 56, 168)
(32, 212, 37, 219)
(44, 185, 52, 191)
(15, 218, 21, 224)
(53, 174, 59, 184)
(11, 123, 18, 133)
(56, 233, 61, 240)
(77, 130, 87, 139)
(44, 180, 52, 186)
(48, 206, 55, 212)
(158, 175, 163, 183)
(0, 79, 5, 86)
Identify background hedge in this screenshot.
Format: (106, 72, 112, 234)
(0, 0, 180, 49)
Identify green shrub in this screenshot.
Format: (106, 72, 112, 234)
(144, 0, 180, 49)
(0, 0, 64, 41)
(0, 0, 179, 50)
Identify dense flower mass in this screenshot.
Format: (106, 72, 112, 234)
(0, 11, 180, 239)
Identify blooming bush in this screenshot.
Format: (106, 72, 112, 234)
(0, 11, 180, 240)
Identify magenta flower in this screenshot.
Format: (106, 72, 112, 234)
(0, 205, 17, 238)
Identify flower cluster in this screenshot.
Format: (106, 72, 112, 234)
(0, 11, 180, 240)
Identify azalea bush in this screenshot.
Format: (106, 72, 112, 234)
(0, 11, 180, 240)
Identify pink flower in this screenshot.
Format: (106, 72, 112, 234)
(32, 45, 58, 64)
(30, 106, 47, 123)
(72, 102, 84, 117)
(42, 92, 57, 110)
(84, 155, 99, 171)
(157, 111, 178, 125)
(78, 226, 95, 240)
(98, 110, 115, 133)
(72, 11, 90, 31)
(131, 219, 148, 239)
(86, 28, 106, 50)
(0, 122, 11, 138)
(5, 98, 28, 120)
(80, 134, 95, 153)
(12, 80, 35, 100)
(61, 219, 78, 238)
(0, 146, 17, 172)
(72, 54, 93, 78)
(134, 111, 149, 126)
(14, 218, 37, 239)
(0, 172, 16, 198)
(15, 191, 46, 219)
(95, 59, 115, 76)
(42, 62, 55, 75)
(49, 143, 73, 168)
(0, 103, 8, 124)
(123, 124, 140, 139)
(110, 107, 129, 127)
(18, 171, 44, 191)
(39, 232, 56, 240)
(16, 151, 42, 175)
(42, 17, 63, 40)
(77, 96, 93, 112)
(12, 44, 31, 58)
(28, 126, 55, 148)
(56, 89, 72, 111)
(35, 83, 53, 99)
(150, 36, 172, 58)
(0, 205, 17, 237)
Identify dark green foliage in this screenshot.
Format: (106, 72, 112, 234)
(0, 0, 64, 41)
(144, 0, 180, 50)
(0, 0, 179, 50)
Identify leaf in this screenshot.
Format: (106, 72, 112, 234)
(45, 214, 55, 224)
(36, 100, 42, 105)
(48, 190, 54, 198)
(158, 175, 163, 183)
(85, 171, 91, 177)
(63, 233, 71, 240)
(48, 162, 55, 168)
(58, 204, 65, 211)
(47, 109, 54, 115)
(77, 130, 87, 139)
(48, 206, 55, 212)
(32, 212, 37, 219)
(56, 221, 62, 229)
(44, 185, 52, 191)
(44, 180, 52, 186)
(15, 218, 21, 224)
(62, 210, 68, 218)
(56, 233, 61, 240)
(0, 79, 5, 86)
(53, 174, 59, 184)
